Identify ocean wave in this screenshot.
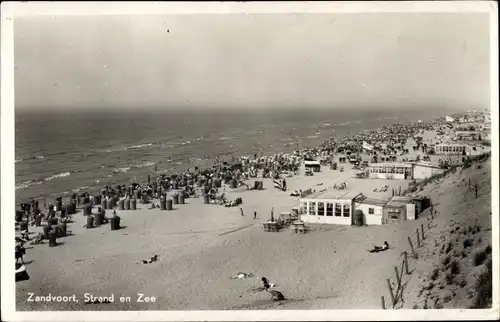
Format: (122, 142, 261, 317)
(72, 186, 90, 192)
(16, 171, 71, 190)
(102, 143, 154, 153)
(219, 136, 236, 141)
(113, 167, 131, 173)
(134, 161, 156, 168)
(307, 135, 319, 139)
(16, 180, 43, 190)
(15, 155, 45, 163)
(45, 172, 71, 181)
(127, 143, 153, 149)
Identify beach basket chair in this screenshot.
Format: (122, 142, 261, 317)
(297, 225, 307, 234)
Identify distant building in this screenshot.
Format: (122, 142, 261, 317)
(366, 162, 413, 180)
(454, 131, 482, 141)
(300, 191, 361, 225)
(383, 198, 416, 223)
(300, 191, 432, 226)
(435, 143, 481, 156)
(304, 160, 321, 172)
(411, 162, 445, 180)
(435, 144, 467, 155)
(354, 196, 388, 225)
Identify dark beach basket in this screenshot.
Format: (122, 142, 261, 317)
(58, 223, 67, 237)
(118, 199, 125, 210)
(42, 225, 51, 239)
(110, 216, 120, 231)
(94, 212, 103, 227)
(86, 215, 94, 229)
(83, 203, 92, 216)
(131, 198, 137, 210)
(15, 264, 30, 282)
(166, 199, 173, 211)
(48, 230, 58, 247)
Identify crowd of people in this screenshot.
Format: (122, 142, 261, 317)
(16, 119, 443, 226)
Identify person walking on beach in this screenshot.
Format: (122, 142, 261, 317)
(254, 211, 257, 220)
(240, 207, 244, 216)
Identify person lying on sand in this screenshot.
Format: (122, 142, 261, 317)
(140, 255, 159, 264)
(30, 233, 44, 245)
(368, 241, 390, 253)
(261, 277, 276, 289)
(230, 272, 254, 279)
(267, 289, 286, 301)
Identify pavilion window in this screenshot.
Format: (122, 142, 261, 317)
(309, 202, 316, 215)
(317, 202, 325, 216)
(368, 207, 375, 215)
(335, 204, 342, 217)
(326, 203, 334, 216)
(343, 203, 350, 217)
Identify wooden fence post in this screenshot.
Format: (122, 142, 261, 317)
(421, 224, 425, 240)
(387, 278, 396, 308)
(407, 236, 417, 258)
(416, 229, 421, 247)
(403, 251, 410, 274)
(394, 266, 402, 295)
(381, 295, 386, 310)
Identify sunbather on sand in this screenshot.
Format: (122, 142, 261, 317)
(30, 233, 44, 245)
(261, 277, 276, 290)
(268, 289, 286, 301)
(368, 241, 390, 253)
(230, 272, 254, 279)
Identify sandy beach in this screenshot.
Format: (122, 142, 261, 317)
(12, 108, 493, 313)
(14, 131, 439, 311)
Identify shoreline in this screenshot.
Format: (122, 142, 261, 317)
(16, 113, 449, 206)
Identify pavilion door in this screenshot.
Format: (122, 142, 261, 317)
(404, 168, 412, 180)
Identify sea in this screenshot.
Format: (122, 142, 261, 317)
(14, 107, 452, 203)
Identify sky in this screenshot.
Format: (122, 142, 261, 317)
(14, 13, 490, 111)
